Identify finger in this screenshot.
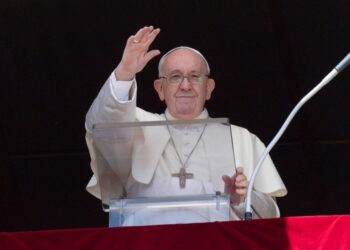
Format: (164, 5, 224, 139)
(143, 49, 161, 64)
(144, 28, 161, 46)
(236, 167, 244, 174)
(138, 26, 155, 43)
(236, 184, 247, 190)
(236, 179, 248, 188)
(235, 175, 248, 184)
(236, 181, 248, 190)
(236, 188, 247, 196)
(127, 35, 141, 46)
(127, 26, 151, 44)
(235, 174, 247, 182)
(222, 175, 235, 194)
(222, 175, 232, 185)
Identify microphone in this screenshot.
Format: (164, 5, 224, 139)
(244, 52, 350, 220)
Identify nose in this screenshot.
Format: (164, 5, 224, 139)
(179, 77, 192, 90)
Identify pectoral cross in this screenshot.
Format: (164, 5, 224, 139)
(172, 167, 194, 188)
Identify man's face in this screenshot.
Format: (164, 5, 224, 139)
(154, 49, 215, 119)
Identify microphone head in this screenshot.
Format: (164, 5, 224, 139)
(335, 52, 350, 72)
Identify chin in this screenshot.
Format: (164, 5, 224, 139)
(175, 110, 200, 119)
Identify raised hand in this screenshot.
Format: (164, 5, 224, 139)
(115, 26, 161, 80)
(222, 167, 248, 205)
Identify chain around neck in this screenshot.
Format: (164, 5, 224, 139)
(164, 114, 207, 170)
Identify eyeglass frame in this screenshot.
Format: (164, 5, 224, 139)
(159, 72, 209, 85)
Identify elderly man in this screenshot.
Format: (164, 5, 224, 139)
(85, 26, 287, 221)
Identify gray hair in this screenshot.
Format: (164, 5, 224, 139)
(158, 46, 210, 77)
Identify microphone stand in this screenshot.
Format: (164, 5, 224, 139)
(244, 52, 350, 220)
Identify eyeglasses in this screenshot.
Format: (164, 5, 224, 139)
(159, 73, 209, 85)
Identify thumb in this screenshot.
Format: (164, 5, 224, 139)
(222, 175, 233, 194)
(222, 175, 231, 185)
(143, 49, 161, 65)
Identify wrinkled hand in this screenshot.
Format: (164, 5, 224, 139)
(222, 167, 248, 205)
(115, 26, 161, 80)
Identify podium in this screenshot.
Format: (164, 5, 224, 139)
(92, 118, 236, 226)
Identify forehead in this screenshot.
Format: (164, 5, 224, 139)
(162, 49, 206, 73)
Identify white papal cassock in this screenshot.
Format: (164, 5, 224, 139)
(85, 72, 287, 221)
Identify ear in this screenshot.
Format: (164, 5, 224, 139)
(154, 79, 165, 101)
(205, 78, 215, 100)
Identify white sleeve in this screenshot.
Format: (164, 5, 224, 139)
(110, 71, 134, 102)
(85, 71, 137, 199)
(85, 71, 137, 132)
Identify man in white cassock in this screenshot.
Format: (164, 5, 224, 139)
(85, 26, 287, 224)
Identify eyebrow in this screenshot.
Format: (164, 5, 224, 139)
(167, 70, 203, 75)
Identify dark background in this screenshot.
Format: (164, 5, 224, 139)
(1, 0, 349, 231)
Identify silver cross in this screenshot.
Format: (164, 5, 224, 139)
(172, 167, 194, 188)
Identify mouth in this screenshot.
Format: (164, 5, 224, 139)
(176, 95, 195, 98)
